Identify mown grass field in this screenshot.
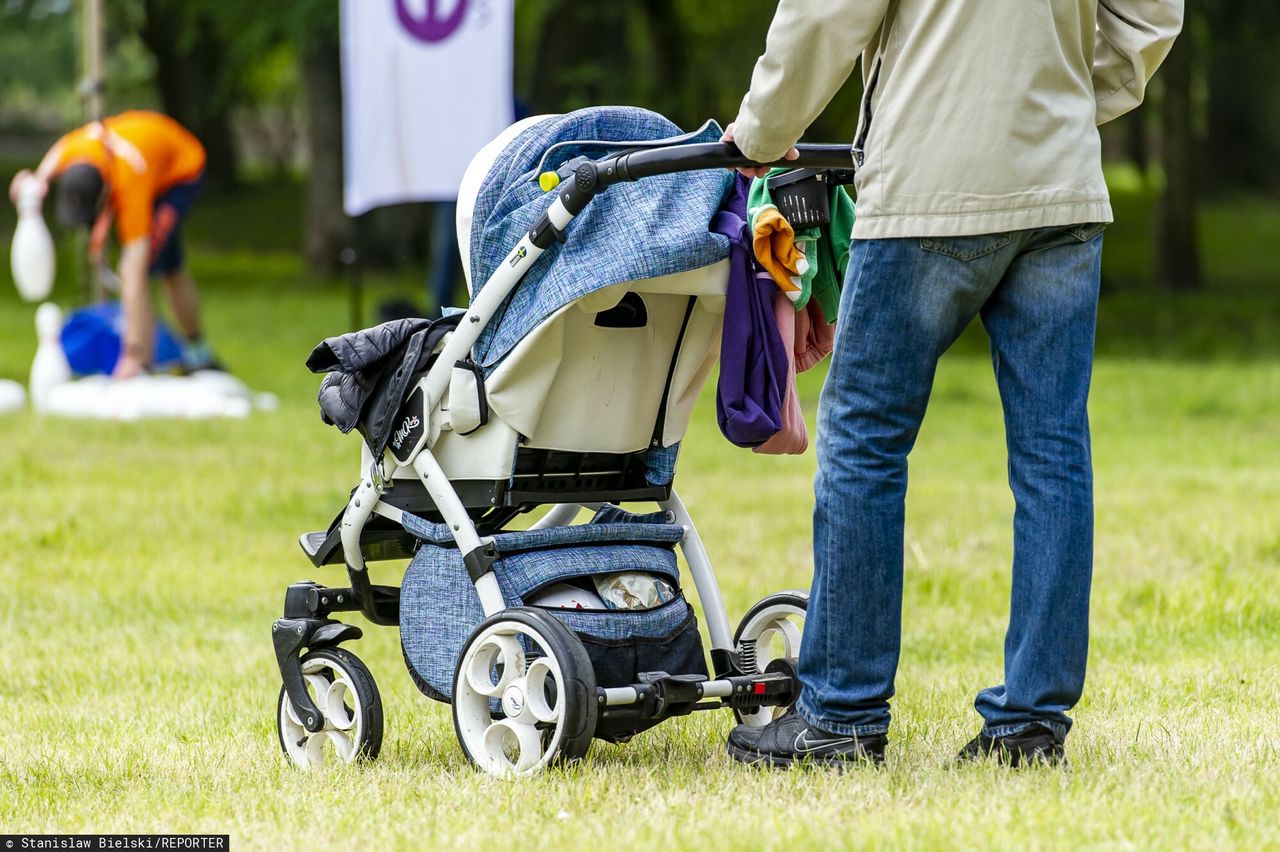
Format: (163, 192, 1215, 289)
(1, 185, 1278, 849)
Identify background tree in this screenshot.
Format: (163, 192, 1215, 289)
(1202, 0, 1280, 194)
(1156, 32, 1201, 292)
(106, 0, 241, 193)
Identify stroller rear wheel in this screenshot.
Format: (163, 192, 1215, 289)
(277, 647, 383, 769)
(452, 608, 597, 776)
(733, 590, 808, 727)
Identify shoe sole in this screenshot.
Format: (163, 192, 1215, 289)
(726, 740, 883, 769)
(954, 749, 1066, 768)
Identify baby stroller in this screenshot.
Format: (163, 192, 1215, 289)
(271, 114, 855, 776)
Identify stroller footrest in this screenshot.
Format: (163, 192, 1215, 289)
(299, 531, 327, 560)
(298, 524, 422, 568)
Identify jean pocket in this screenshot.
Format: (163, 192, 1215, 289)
(919, 233, 1012, 262)
(1064, 222, 1107, 242)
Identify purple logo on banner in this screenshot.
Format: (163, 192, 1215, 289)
(395, 0, 470, 43)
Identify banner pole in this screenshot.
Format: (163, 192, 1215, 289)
(80, 0, 106, 305)
(82, 0, 104, 121)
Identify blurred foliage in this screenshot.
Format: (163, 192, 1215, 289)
(0, 0, 79, 128)
(1200, 0, 1280, 192)
(2, 0, 1279, 282)
(4, 1, 1278, 169)
(514, 0, 864, 139)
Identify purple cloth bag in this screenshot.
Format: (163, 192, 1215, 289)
(714, 177, 787, 448)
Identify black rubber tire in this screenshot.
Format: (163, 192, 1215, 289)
(452, 607, 598, 771)
(732, 590, 808, 725)
(733, 590, 809, 651)
(276, 646, 384, 764)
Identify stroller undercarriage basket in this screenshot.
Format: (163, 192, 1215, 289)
(400, 505, 707, 740)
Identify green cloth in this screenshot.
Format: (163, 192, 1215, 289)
(746, 168, 855, 321)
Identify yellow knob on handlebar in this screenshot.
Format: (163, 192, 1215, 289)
(538, 171, 561, 192)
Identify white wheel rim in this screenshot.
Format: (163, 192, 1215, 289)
(455, 621, 568, 777)
(737, 602, 805, 727)
(278, 656, 366, 769)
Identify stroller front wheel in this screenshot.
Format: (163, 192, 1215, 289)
(452, 608, 597, 776)
(733, 590, 808, 727)
(277, 647, 384, 769)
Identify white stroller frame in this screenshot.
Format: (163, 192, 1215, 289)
(272, 139, 854, 776)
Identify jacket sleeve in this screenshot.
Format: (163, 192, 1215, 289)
(1093, 0, 1184, 125)
(732, 0, 890, 162)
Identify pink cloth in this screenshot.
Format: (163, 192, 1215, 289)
(795, 300, 835, 373)
(754, 292, 810, 455)
(753, 297, 836, 456)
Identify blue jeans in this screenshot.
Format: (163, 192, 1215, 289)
(796, 225, 1104, 741)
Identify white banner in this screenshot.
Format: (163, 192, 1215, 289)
(340, 0, 514, 215)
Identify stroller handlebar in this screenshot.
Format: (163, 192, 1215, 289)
(527, 141, 855, 248)
(601, 142, 854, 184)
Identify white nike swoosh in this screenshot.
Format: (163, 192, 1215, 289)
(793, 730, 856, 753)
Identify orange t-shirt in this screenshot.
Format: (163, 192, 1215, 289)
(51, 111, 206, 245)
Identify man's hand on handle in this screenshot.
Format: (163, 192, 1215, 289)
(721, 123, 798, 179)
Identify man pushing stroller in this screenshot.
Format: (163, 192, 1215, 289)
(722, 0, 1182, 767)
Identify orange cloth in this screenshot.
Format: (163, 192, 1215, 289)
(50, 111, 206, 245)
(750, 206, 807, 301)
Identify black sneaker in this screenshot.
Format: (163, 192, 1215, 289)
(727, 710, 886, 768)
(956, 723, 1065, 767)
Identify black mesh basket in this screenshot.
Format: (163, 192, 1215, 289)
(768, 168, 857, 228)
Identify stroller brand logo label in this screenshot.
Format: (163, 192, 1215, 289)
(393, 415, 421, 450)
(508, 246, 527, 267)
(390, 388, 426, 463)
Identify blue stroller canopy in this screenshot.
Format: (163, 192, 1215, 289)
(466, 107, 734, 370)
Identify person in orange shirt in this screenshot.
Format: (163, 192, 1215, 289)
(8, 110, 219, 379)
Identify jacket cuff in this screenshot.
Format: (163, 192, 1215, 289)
(732, 95, 799, 164)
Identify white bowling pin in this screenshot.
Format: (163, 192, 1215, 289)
(0, 378, 26, 415)
(29, 302, 72, 412)
(10, 177, 56, 302)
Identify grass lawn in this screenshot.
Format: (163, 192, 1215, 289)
(1, 189, 1279, 848)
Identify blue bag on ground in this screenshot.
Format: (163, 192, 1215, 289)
(60, 301, 184, 375)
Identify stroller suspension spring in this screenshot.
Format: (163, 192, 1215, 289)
(738, 639, 758, 674)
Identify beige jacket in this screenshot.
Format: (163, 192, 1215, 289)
(733, 0, 1183, 238)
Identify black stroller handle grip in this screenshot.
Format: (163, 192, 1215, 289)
(529, 141, 855, 246)
(604, 142, 854, 184)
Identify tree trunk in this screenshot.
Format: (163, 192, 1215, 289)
(1156, 34, 1200, 292)
(1127, 105, 1151, 177)
(300, 32, 353, 275)
(1204, 42, 1280, 193)
(137, 0, 238, 193)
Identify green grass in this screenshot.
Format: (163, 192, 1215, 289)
(1, 187, 1279, 848)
